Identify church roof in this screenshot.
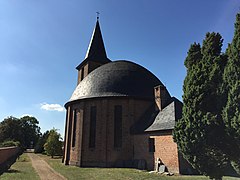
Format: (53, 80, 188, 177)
(145, 97, 182, 132)
(68, 60, 168, 103)
(76, 20, 111, 70)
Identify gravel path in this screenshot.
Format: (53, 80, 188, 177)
(27, 153, 67, 180)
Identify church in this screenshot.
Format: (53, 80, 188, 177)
(63, 18, 192, 174)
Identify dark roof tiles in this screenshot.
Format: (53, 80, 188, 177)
(145, 97, 183, 132)
(76, 20, 110, 70)
(69, 60, 167, 102)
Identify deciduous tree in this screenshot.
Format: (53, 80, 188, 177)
(34, 130, 49, 153)
(20, 116, 41, 148)
(44, 128, 62, 158)
(0, 116, 41, 149)
(0, 116, 23, 144)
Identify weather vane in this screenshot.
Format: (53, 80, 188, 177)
(96, 12, 100, 20)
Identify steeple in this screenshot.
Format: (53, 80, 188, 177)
(83, 19, 110, 63)
(76, 18, 111, 84)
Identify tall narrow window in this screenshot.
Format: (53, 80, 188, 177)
(72, 109, 77, 147)
(114, 105, 122, 148)
(149, 138, 155, 152)
(89, 106, 97, 148)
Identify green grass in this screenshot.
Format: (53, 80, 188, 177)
(0, 153, 40, 180)
(1, 153, 239, 180)
(38, 154, 240, 180)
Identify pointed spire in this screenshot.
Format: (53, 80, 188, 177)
(84, 19, 109, 61)
(76, 18, 111, 70)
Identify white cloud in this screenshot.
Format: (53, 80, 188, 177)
(40, 103, 65, 112)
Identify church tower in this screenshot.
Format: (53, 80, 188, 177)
(76, 18, 111, 84)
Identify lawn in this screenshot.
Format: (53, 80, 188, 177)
(38, 154, 240, 180)
(1, 153, 239, 180)
(0, 153, 40, 180)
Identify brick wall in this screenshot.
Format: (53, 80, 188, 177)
(63, 97, 184, 174)
(77, 61, 107, 85)
(133, 134, 154, 170)
(64, 97, 153, 167)
(0, 146, 20, 164)
(0, 146, 21, 174)
(150, 131, 179, 173)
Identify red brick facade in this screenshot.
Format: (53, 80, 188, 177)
(64, 98, 153, 167)
(63, 97, 191, 173)
(150, 131, 179, 173)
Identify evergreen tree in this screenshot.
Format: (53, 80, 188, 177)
(174, 33, 228, 180)
(44, 128, 62, 158)
(223, 13, 240, 174)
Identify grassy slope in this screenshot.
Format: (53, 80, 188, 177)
(0, 153, 40, 180)
(38, 154, 239, 180)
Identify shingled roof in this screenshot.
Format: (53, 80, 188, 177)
(145, 97, 182, 132)
(68, 60, 169, 103)
(76, 20, 111, 70)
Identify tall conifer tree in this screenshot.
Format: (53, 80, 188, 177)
(174, 33, 228, 180)
(223, 13, 240, 174)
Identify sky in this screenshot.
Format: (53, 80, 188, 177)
(0, 0, 239, 136)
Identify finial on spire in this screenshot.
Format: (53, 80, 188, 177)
(96, 12, 100, 20)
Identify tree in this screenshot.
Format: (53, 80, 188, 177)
(174, 33, 228, 180)
(223, 13, 240, 174)
(34, 130, 49, 153)
(20, 116, 41, 148)
(44, 128, 62, 158)
(0, 115, 41, 149)
(0, 116, 24, 144)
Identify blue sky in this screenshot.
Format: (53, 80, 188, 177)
(0, 0, 239, 136)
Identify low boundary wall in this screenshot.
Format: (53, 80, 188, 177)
(0, 146, 21, 175)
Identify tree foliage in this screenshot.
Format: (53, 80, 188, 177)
(222, 13, 240, 174)
(174, 33, 228, 179)
(34, 130, 49, 153)
(0, 116, 24, 144)
(20, 116, 41, 148)
(174, 13, 240, 179)
(0, 116, 41, 148)
(44, 128, 62, 158)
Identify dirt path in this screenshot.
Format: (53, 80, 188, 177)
(27, 153, 67, 180)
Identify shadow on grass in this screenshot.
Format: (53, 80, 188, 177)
(6, 169, 20, 173)
(49, 156, 63, 159)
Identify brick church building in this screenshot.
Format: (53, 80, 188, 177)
(63, 19, 192, 174)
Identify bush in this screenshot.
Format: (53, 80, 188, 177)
(0, 140, 20, 148)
